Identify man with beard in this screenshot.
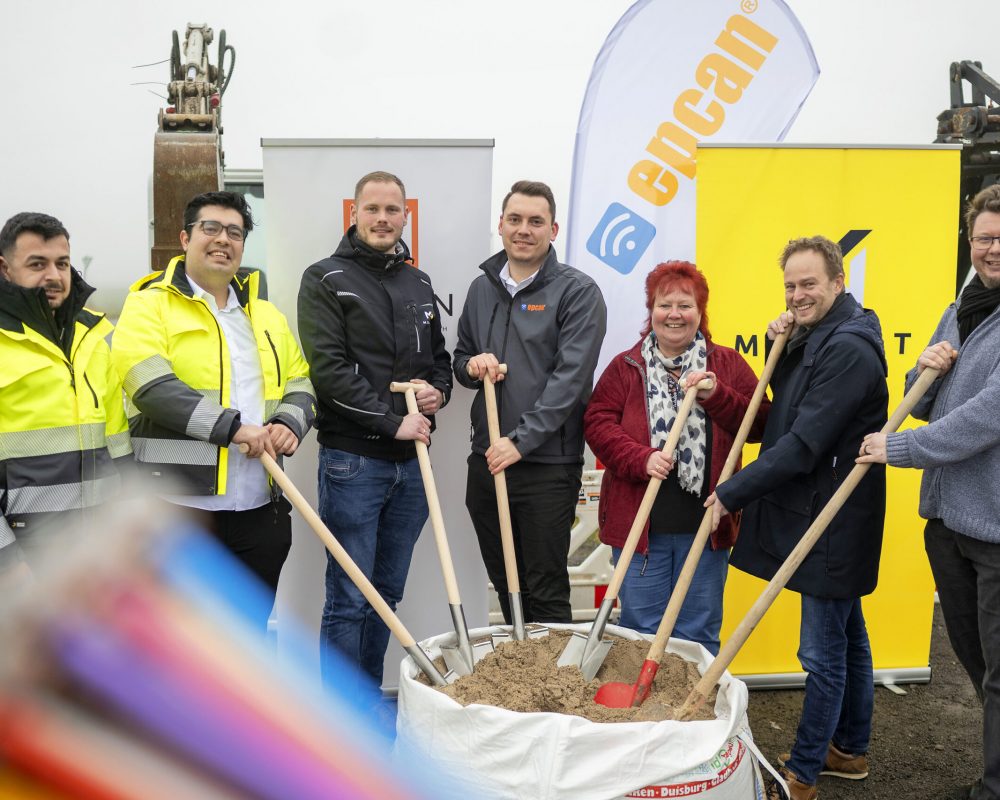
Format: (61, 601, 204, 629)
(298, 171, 452, 693)
(0, 212, 131, 582)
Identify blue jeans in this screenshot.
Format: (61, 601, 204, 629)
(786, 595, 874, 785)
(611, 533, 729, 655)
(317, 447, 427, 692)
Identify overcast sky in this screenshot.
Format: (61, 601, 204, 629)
(2, 0, 997, 304)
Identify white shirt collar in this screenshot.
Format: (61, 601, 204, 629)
(186, 273, 239, 312)
(498, 261, 538, 297)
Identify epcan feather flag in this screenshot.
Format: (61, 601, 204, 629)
(566, 0, 819, 373)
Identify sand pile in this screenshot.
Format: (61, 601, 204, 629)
(426, 631, 717, 723)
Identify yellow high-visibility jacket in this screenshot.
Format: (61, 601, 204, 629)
(112, 256, 315, 496)
(0, 272, 131, 568)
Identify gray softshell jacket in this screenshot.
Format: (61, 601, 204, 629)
(453, 247, 607, 464)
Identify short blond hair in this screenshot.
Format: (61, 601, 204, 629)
(779, 236, 844, 280)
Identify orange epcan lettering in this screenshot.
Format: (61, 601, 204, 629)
(628, 12, 779, 208)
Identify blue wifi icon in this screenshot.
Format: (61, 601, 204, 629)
(586, 202, 657, 275)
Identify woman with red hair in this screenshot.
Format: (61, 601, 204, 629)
(584, 261, 768, 653)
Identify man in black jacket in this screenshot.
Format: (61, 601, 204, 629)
(708, 236, 888, 800)
(298, 171, 452, 692)
(453, 180, 607, 625)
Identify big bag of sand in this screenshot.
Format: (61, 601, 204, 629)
(395, 623, 764, 800)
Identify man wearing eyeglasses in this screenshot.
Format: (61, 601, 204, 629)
(858, 184, 1000, 800)
(0, 212, 131, 587)
(113, 191, 316, 625)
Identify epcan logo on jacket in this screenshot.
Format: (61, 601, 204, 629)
(521, 303, 547, 312)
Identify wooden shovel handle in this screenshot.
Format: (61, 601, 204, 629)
(602, 377, 715, 604)
(388, 381, 461, 605)
(645, 331, 789, 665)
(481, 366, 519, 595)
(241, 445, 417, 649)
(677, 366, 941, 720)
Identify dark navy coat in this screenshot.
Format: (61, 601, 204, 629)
(714, 293, 889, 599)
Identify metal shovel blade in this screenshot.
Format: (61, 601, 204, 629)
(441, 634, 496, 679)
(525, 623, 550, 638)
(556, 598, 615, 680)
(490, 622, 549, 649)
(441, 644, 472, 678)
(557, 632, 614, 681)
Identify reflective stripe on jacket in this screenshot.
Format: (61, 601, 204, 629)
(112, 256, 316, 495)
(0, 273, 131, 567)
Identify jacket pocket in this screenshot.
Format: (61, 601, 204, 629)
(406, 303, 423, 355)
(756, 480, 817, 562)
(322, 450, 365, 482)
(264, 330, 282, 386)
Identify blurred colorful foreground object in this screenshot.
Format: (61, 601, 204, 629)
(0, 502, 480, 800)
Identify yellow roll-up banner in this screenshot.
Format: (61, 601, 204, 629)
(696, 144, 960, 683)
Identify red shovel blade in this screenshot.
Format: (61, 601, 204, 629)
(593, 679, 634, 708)
(593, 659, 659, 708)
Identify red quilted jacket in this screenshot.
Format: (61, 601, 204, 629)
(584, 338, 769, 554)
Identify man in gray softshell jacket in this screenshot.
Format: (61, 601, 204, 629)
(453, 180, 607, 625)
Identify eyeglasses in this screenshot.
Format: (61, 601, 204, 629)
(186, 219, 246, 242)
(970, 235, 1000, 250)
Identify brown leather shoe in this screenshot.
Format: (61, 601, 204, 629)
(766, 766, 818, 800)
(820, 743, 869, 780)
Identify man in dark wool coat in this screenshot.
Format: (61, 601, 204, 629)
(707, 235, 888, 800)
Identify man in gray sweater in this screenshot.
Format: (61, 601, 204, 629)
(859, 184, 1000, 800)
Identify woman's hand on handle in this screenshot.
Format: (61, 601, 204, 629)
(684, 370, 717, 401)
(645, 450, 675, 479)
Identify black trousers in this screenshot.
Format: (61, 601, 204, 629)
(184, 498, 293, 627)
(925, 518, 1000, 800)
(465, 454, 581, 624)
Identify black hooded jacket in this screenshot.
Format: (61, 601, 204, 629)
(297, 227, 452, 460)
(715, 293, 889, 598)
(0, 267, 95, 356)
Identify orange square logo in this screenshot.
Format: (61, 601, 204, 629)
(342, 198, 420, 267)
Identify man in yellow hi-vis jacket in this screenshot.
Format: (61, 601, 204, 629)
(113, 192, 315, 623)
(0, 212, 132, 581)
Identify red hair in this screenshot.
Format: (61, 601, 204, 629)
(640, 261, 711, 341)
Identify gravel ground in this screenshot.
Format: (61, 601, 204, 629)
(747, 604, 983, 800)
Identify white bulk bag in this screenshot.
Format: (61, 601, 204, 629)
(396, 623, 765, 800)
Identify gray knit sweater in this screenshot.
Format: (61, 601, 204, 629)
(885, 298, 1000, 543)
